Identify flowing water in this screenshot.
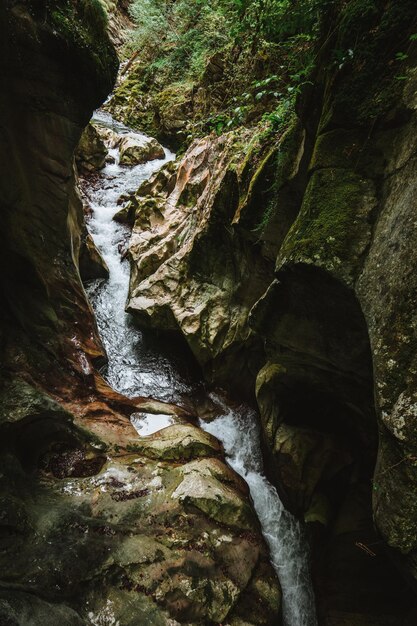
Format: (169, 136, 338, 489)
(84, 112, 317, 626)
(201, 395, 317, 626)
(85, 111, 196, 403)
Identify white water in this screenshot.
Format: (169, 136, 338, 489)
(85, 112, 196, 403)
(85, 112, 317, 626)
(201, 395, 317, 626)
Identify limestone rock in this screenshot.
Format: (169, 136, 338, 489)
(126, 423, 222, 461)
(0, 380, 281, 625)
(119, 134, 165, 166)
(100, 0, 133, 50)
(126, 132, 274, 392)
(155, 84, 193, 134)
(75, 123, 108, 173)
(96, 125, 122, 150)
(79, 231, 110, 280)
(171, 458, 256, 530)
(267, 422, 352, 515)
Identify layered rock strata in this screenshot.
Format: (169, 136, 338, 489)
(123, 3, 417, 622)
(0, 2, 281, 624)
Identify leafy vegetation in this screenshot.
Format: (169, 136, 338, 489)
(123, 0, 327, 140)
(127, 0, 323, 82)
(111, 0, 416, 147)
(128, 0, 230, 78)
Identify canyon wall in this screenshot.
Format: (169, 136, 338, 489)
(124, 2, 417, 623)
(0, 3, 281, 625)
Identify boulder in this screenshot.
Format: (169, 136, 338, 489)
(126, 131, 272, 393)
(171, 458, 255, 530)
(119, 134, 165, 165)
(75, 123, 108, 173)
(0, 380, 282, 626)
(79, 232, 109, 280)
(126, 423, 222, 461)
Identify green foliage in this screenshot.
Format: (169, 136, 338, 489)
(121, 0, 416, 146)
(128, 0, 230, 81)
(225, 0, 333, 44)
(328, 0, 417, 123)
(127, 0, 323, 84)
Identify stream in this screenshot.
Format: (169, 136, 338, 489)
(84, 111, 317, 626)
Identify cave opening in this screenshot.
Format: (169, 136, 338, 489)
(254, 263, 417, 624)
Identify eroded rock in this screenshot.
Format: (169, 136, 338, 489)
(0, 379, 281, 625)
(0, 2, 282, 624)
(121, 6, 417, 621)
(75, 123, 108, 173)
(119, 134, 165, 166)
(126, 132, 275, 392)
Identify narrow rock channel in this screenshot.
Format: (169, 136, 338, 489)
(83, 111, 317, 626)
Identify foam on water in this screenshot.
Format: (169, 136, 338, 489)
(85, 112, 317, 625)
(85, 119, 194, 402)
(201, 394, 317, 626)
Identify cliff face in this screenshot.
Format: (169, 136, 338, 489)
(124, 2, 417, 622)
(0, 3, 282, 625)
(0, 0, 118, 369)
(101, 0, 132, 48)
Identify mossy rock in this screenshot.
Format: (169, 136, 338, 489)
(277, 168, 376, 284)
(119, 135, 165, 166)
(0, 591, 84, 626)
(75, 123, 108, 173)
(310, 128, 387, 179)
(321, 0, 416, 128)
(154, 82, 194, 130)
(41, 0, 118, 113)
(126, 424, 222, 461)
(0, 378, 72, 426)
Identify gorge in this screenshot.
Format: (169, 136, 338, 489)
(1, 1, 417, 625)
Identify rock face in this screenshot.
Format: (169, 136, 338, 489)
(124, 2, 417, 622)
(0, 2, 281, 625)
(106, 71, 194, 147)
(0, 379, 280, 625)
(100, 0, 132, 49)
(75, 123, 108, 173)
(126, 131, 276, 389)
(0, 0, 118, 364)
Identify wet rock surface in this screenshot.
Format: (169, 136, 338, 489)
(119, 134, 166, 166)
(122, 8, 417, 622)
(76, 123, 108, 173)
(0, 3, 282, 624)
(0, 378, 281, 625)
(125, 132, 274, 392)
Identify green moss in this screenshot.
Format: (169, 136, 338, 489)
(44, 0, 117, 91)
(109, 74, 156, 133)
(155, 82, 193, 107)
(107, 74, 194, 143)
(252, 118, 302, 233)
(331, 0, 416, 125)
(278, 168, 372, 271)
(50, 0, 108, 39)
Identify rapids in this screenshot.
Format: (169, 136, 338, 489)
(84, 111, 317, 626)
